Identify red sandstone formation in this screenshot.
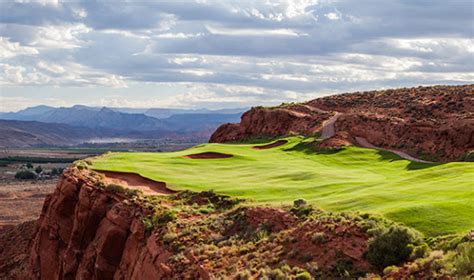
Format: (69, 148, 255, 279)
(211, 84, 474, 161)
(8, 168, 375, 279)
(210, 104, 333, 143)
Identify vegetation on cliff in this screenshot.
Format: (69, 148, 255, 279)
(91, 137, 474, 236)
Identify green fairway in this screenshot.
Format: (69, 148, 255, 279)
(90, 137, 474, 236)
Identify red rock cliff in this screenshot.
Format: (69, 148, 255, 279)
(27, 169, 175, 280)
(210, 84, 474, 161)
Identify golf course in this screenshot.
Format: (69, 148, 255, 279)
(91, 137, 474, 236)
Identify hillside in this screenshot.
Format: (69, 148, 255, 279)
(0, 106, 243, 147)
(0, 120, 118, 147)
(211, 84, 474, 161)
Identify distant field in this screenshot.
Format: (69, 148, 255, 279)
(91, 137, 474, 236)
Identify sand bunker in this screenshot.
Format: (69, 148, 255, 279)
(98, 170, 175, 195)
(253, 140, 288, 150)
(185, 152, 233, 159)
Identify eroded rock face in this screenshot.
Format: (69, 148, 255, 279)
(210, 85, 474, 161)
(210, 105, 332, 143)
(26, 169, 171, 280)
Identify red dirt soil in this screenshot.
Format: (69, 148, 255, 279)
(185, 152, 233, 159)
(0, 220, 36, 278)
(98, 170, 175, 195)
(253, 139, 288, 150)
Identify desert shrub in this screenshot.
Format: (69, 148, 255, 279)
(156, 210, 176, 224)
(311, 232, 328, 244)
(124, 188, 142, 198)
(34, 165, 43, 174)
(234, 270, 252, 280)
(365, 224, 423, 269)
(51, 168, 64, 176)
(383, 265, 399, 275)
(452, 242, 474, 277)
(295, 271, 312, 280)
(462, 150, 474, 162)
(330, 258, 356, 278)
(105, 184, 126, 193)
(290, 199, 313, 219)
(74, 160, 88, 170)
(162, 232, 177, 244)
(15, 170, 37, 180)
(293, 198, 307, 208)
(142, 217, 155, 232)
(409, 243, 430, 260)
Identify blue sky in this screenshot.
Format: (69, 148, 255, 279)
(0, 0, 473, 111)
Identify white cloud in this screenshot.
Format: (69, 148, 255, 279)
(0, 37, 38, 58)
(325, 12, 340, 20)
(30, 24, 90, 49)
(206, 25, 302, 37)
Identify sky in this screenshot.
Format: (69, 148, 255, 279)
(0, 0, 473, 112)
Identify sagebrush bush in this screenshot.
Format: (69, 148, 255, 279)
(311, 232, 328, 244)
(365, 224, 422, 269)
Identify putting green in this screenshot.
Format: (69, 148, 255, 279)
(91, 137, 474, 236)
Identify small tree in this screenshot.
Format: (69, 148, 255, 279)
(26, 163, 33, 169)
(15, 170, 37, 180)
(35, 165, 43, 174)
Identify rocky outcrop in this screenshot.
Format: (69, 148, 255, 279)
(336, 113, 474, 161)
(26, 169, 173, 280)
(210, 84, 474, 161)
(19, 168, 378, 279)
(210, 105, 332, 142)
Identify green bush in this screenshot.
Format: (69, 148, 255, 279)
(105, 184, 126, 193)
(34, 165, 43, 174)
(453, 242, 474, 276)
(365, 225, 422, 269)
(15, 170, 37, 180)
(142, 217, 154, 232)
(51, 168, 64, 176)
(293, 198, 307, 208)
(156, 210, 176, 224)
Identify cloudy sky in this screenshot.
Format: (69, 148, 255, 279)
(0, 0, 473, 111)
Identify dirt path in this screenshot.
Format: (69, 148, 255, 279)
(98, 170, 175, 195)
(314, 107, 432, 163)
(355, 137, 432, 163)
(321, 112, 342, 139)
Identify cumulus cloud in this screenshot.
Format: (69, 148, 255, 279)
(0, 0, 473, 110)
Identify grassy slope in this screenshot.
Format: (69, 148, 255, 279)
(91, 137, 474, 236)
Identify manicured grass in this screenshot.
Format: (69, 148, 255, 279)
(91, 137, 474, 236)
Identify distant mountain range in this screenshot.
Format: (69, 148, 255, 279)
(0, 105, 245, 147)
